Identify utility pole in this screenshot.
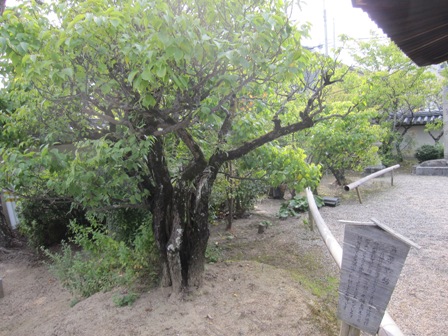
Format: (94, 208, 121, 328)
(323, 0, 328, 55)
(333, 17, 336, 50)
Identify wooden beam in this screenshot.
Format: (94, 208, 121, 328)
(371, 218, 421, 249)
(443, 85, 448, 160)
(344, 165, 400, 191)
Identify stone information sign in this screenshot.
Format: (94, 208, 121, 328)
(337, 224, 411, 334)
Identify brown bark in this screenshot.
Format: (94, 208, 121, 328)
(146, 137, 218, 291)
(225, 162, 234, 231)
(150, 171, 215, 292)
(329, 167, 347, 186)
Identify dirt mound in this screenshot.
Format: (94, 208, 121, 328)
(0, 256, 331, 336)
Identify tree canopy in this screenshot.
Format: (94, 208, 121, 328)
(347, 36, 441, 163)
(0, 0, 354, 291)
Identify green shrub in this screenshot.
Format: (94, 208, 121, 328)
(210, 176, 268, 219)
(93, 207, 152, 245)
(44, 215, 160, 298)
(279, 195, 324, 219)
(18, 195, 88, 248)
(112, 292, 139, 307)
(233, 179, 269, 216)
(414, 144, 444, 163)
(205, 243, 222, 263)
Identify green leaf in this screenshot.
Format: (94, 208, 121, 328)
(127, 70, 139, 83)
(61, 68, 74, 78)
(110, 18, 121, 28)
(142, 94, 156, 108)
(156, 65, 166, 78)
(67, 13, 86, 30)
(141, 69, 153, 81)
(17, 42, 29, 54)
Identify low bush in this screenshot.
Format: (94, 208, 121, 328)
(44, 215, 160, 298)
(94, 207, 152, 245)
(18, 195, 88, 248)
(113, 292, 139, 307)
(210, 176, 268, 219)
(279, 195, 324, 219)
(414, 144, 444, 163)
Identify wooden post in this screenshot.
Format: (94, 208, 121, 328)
(340, 322, 361, 336)
(0, 278, 4, 298)
(391, 169, 394, 186)
(344, 165, 400, 191)
(308, 210, 314, 231)
(355, 187, 362, 204)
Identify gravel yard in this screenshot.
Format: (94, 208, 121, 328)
(318, 172, 448, 336)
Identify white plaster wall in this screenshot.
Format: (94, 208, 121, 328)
(399, 125, 444, 157)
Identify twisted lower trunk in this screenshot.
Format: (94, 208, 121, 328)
(150, 176, 214, 292)
(147, 139, 217, 292)
(329, 167, 347, 186)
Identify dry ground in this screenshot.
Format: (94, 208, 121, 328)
(1, 169, 447, 336)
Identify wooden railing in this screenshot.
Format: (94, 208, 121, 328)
(305, 187, 404, 336)
(344, 165, 400, 203)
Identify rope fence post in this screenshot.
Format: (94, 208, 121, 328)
(391, 169, 394, 186)
(344, 165, 400, 204)
(355, 187, 363, 204)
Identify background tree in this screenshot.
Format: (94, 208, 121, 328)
(0, 0, 350, 292)
(305, 104, 385, 186)
(425, 119, 444, 143)
(282, 57, 386, 186)
(348, 36, 441, 164)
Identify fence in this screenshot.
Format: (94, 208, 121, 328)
(305, 187, 404, 336)
(344, 165, 400, 204)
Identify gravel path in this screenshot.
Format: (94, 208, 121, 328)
(318, 172, 448, 336)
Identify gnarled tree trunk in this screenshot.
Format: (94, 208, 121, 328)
(329, 167, 347, 186)
(149, 173, 216, 292)
(146, 137, 218, 292)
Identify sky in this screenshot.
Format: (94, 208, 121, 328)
(7, 0, 384, 45)
(292, 0, 387, 53)
(6, 0, 387, 55)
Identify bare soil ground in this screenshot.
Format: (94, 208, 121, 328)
(1, 169, 447, 336)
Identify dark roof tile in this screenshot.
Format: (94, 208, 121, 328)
(352, 0, 448, 66)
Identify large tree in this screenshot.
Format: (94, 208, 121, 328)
(0, 0, 348, 291)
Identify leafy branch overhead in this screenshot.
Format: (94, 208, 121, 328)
(0, 0, 355, 292)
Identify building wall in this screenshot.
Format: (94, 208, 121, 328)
(399, 125, 444, 158)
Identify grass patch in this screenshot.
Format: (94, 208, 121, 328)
(205, 242, 222, 263)
(113, 292, 139, 307)
(290, 272, 338, 299)
(291, 272, 339, 335)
